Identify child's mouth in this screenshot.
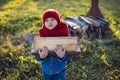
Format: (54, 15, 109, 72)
(48, 25, 53, 27)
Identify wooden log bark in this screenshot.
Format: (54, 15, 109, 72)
(86, 0, 104, 18)
(32, 50, 80, 56)
(33, 36, 80, 56)
(34, 36, 78, 51)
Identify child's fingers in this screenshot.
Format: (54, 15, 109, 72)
(56, 44, 59, 49)
(55, 47, 57, 53)
(56, 44, 63, 49)
(42, 46, 48, 50)
(63, 48, 66, 53)
(38, 49, 42, 54)
(56, 44, 59, 48)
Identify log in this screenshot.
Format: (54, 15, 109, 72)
(32, 50, 80, 56)
(34, 36, 78, 50)
(33, 36, 80, 56)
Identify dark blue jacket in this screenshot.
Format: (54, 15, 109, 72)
(35, 54, 71, 75)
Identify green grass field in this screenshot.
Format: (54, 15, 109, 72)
(0, 0, 120, 80)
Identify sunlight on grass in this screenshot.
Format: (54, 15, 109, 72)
(110, 20, 120, 40)
(5, 36, 25, 56)
(14, 26, 39, 38)
(114, 30, 120, 39)
(0, 0, 41, 18)
(6, 36, 14, 49)
(1, 0, 26, 9)
(100, 0, 120, 40)
(0, 46, 8, 56)
(101, 54, 111, 67)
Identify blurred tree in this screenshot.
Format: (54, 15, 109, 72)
(86, 0, 104, 18)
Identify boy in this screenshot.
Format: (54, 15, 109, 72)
(35, 9, 71, 80)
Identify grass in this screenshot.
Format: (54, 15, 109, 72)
(0, 0, 120, 80)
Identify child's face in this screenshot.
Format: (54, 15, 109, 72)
(45, 17, 58, 30)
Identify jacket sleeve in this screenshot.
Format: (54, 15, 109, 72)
(35, 53, 47, 62)
(57, 54, 72, 62)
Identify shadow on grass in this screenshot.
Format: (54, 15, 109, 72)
(0, 0, 10, 9)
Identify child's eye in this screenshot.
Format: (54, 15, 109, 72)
(51, 18, 55, 21)
(45, 19, 49, 22)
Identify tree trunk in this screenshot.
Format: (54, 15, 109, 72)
(86, 0, 104, 18)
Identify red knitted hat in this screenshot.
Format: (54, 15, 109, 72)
(42, 9, 60, 23)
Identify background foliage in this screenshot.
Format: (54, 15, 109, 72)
(0, 0, 120, 80)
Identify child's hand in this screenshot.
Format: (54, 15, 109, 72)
(55, 44, 65, 58)
(38, 46, 48, 59)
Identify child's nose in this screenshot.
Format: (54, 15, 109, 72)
(48, 20, 52, 23)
